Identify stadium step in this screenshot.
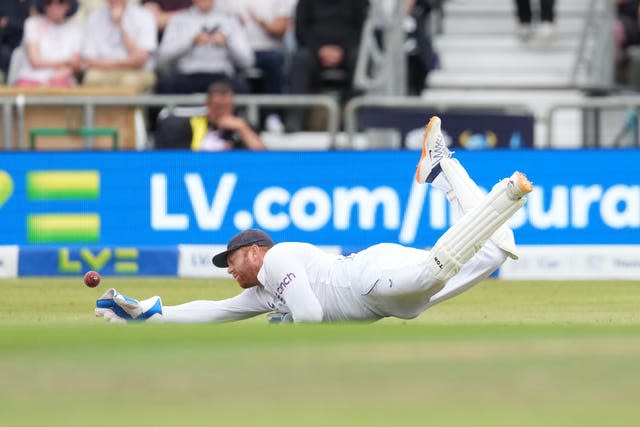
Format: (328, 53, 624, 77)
(441, 15, 585, 36)
(427, 71, 572, 90)
(443, 0, 591, 16)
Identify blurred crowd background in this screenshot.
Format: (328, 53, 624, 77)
(0, 1, 636, 150)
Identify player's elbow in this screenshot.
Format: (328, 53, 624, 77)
(292, 305, 323, 323)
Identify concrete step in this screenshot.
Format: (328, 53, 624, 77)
(427, 70, 573, 90)
(438, 51, 573, 72)
(442, 15, 584, 35)
(433, 34, 579, 52)
(443, 0, 591, 16)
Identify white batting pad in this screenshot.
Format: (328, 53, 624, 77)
(428, 177, 526, 281)
(440, 158, 519, 260)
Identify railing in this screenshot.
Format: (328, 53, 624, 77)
(4, 93, 640, 149)
(0, 94, 340, 150)
(547, 96, 640, 148)
(571, 0, 616, 91)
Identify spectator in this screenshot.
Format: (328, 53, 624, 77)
(81, 0, 157, 92)
(154, 80, 266, 150)
(286, 0, 369, 131)
(15, 0, 82, 87)
(155, 0, 254, 94)
(615, 0, 640, 83)
(140, 0, 191, 40)
(0, 0, 36, 83)
(514, 0, 556, 42)
(218, 0, 292, 131)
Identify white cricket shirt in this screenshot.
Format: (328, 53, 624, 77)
(257, 242, 383, 322)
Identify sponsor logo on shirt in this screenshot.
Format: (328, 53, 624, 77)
(276, 272, 296, 295)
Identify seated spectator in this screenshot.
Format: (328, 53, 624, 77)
(81, 0, 157, 92)
(286, 0, 369, 131)
(15, 0, 82, 87)
(155, 80, 266, 150)
(1, 1, 36, 83)
(155, 0, 254, 94)
(218, 0, 292, 131)
(141, 0, 191, 40)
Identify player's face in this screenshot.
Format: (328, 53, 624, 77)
(227, 246, 263, 289)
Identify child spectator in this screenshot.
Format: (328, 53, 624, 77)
(15, 0, 82, 87)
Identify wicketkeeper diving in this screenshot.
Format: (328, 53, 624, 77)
(95, 116, 533, 323)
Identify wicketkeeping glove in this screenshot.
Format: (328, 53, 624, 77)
(95, 288, 163, 323)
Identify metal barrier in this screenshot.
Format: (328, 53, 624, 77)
(5, 93, 640, 150)
(30, 127, 120, 150)
(546, 96, 640, 148)
(0, 93, 340, 150)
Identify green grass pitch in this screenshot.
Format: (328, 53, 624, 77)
(1, 277, 639, 427)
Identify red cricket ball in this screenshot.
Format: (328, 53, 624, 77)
(84, 270, 101, 288)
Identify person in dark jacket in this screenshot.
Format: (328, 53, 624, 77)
(0, 0, 36, 82)
(286, 0, 369, 131)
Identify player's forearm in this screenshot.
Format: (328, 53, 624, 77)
(161, 300, 264, 323)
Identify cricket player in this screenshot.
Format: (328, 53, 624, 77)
(96, 116, 532, 323)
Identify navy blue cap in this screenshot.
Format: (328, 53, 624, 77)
(212, 229, 274, 268)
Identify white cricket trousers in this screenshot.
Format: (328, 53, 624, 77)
(354, 241, 507, 319)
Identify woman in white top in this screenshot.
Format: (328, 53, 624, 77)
(16, 0, 82, 87)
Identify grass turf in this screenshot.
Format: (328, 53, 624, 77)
(0, 278, 639, 427)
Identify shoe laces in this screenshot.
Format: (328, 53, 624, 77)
(431, 134, 450, 161)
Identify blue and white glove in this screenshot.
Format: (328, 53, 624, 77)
(267, 311, 292, 324)
(95, 288, 163, 323)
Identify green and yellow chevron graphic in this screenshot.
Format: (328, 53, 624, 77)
(27, 171, 99, 200)
(26, 171, 101, 244)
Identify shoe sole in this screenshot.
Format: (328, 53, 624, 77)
(415, 116, 440, 183)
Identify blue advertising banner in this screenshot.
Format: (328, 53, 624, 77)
(18, 246, 178, 276)
(0, 150, 638, 251)
(357, 109, 535, 149)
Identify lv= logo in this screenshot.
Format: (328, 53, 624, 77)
(0, 171, 13, 208)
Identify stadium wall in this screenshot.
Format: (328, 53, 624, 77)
(0, 150, 638, 279)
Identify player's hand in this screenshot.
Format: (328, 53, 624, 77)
(95, 288, 163, 323)
(267, 312, 292, 324)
